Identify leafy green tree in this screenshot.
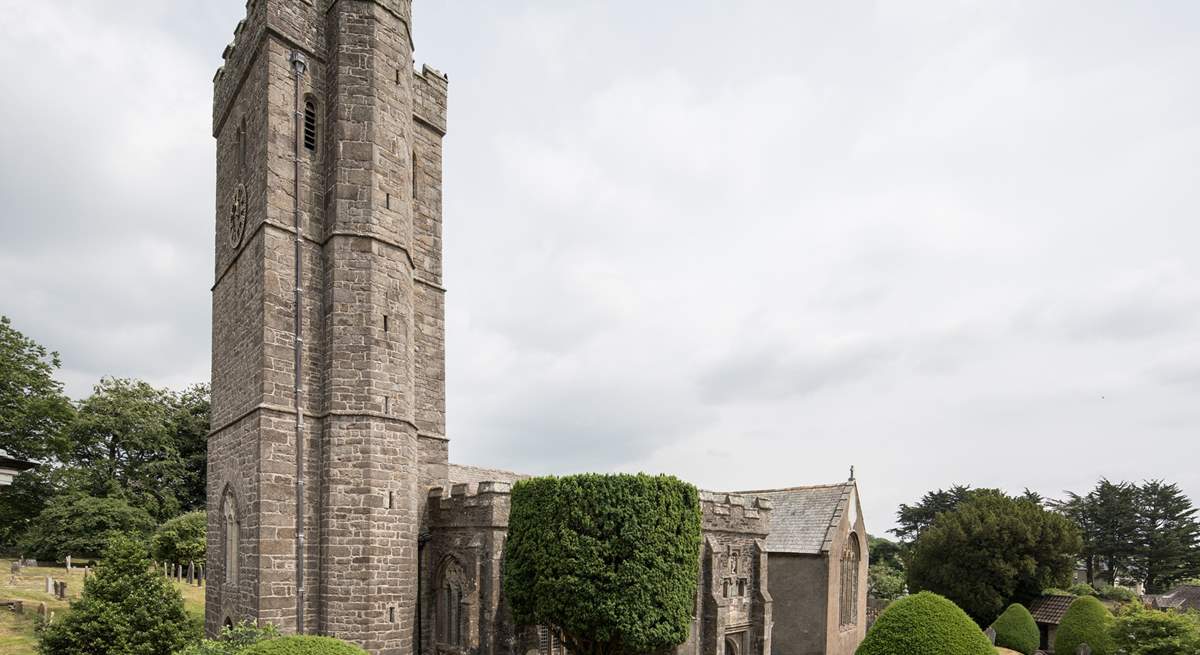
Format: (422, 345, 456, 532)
(170, 384, 209, 512)
(991, 604, 1040, 655)
(36, 534, 200, 655)
(151, 511, 206, 566)
(868, 563, 906, 600)
(868, 534, 903, 569)
(504, 474, 702, 655)
(855, 591, 994, 655)
(0, 315, 73, 461)
(1129, 480, 1200, 593)
(906, 493, 1082, 626)
(20, 494, 154, 561)
(1110, 603, 1200, 655)
(1055, 479, 1140, 586)
(891, 485, 1008, 542)
(1054, 595, 1115, 655)
(68, 378, 186, 520)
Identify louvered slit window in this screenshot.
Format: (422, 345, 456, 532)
(303, 101, 317, 152)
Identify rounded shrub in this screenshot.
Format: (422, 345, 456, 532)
(151, 510, 207, 565)
(1054, 595, 1115, 655)
(241, 635, 368, 655)
(855, 591, 994, 655)
(991, 603, 1039, 655)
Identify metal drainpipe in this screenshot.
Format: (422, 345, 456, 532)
(288, 49, 308, 635)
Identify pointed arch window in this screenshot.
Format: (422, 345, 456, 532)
(839, 533, 860, 627)
(303, 100, 318, 153)
(223, 489, 240, 585)
(437, 559, 467, 647)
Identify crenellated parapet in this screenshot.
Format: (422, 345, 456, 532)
(700, 491, 773, 536)
(428, 481, 512, 529)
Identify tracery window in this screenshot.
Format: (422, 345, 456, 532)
(839, 533, 860, 627)
(223, 489, 240, 585)
(438, 559, 467, 647)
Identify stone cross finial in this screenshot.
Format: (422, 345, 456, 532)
(849, 465, 855, 480)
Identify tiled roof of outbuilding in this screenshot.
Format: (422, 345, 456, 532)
(730, 482, 855, 554)
(1149, 584, 1200, 611)
(1028, 595, 1075, 625)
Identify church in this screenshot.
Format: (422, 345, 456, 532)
(204, 2, 868, 654)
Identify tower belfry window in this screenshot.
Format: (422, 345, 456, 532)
(303, 101, 317, 152)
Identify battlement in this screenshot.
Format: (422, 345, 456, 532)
(428, 481, 511, 529)
(413, 64, 449, 135)
(700, 491, 772, 536)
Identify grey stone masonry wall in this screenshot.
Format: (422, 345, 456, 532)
(207, 0, 448, 651)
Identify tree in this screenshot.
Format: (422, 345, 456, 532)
(868, 534, 903, 569)
(868, 563, 906, 600)
(20, 494, 155, 561)
(906, 493, 1082, 626)
(36, 533, 200, 655)
(891, 485, 1007, 542)
(504, 474, 702, 655)
(1129, 481, 1200, 593)
(0, 315, 73, 461)
(150, 510, 206, 566)
(1054, 479, 1140, 586)
(1110, 602, 1200, 655)
(170, 384, 209, 512)
(1054, 595, 1115, 655)
(855, 592, 994, 655)
(67, 378, 186, 520)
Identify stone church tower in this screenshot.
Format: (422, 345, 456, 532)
(206, 0, 449, 652)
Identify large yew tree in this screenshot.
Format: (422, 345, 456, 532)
(504, 473, 702, 655)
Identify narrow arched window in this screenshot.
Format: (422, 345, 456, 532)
(303, 100, 317, 153)
(438, 559, 466, 646)
(411, 148, 419, 200)
(839, 533, 860, 626)
(223, 490, 240, 585)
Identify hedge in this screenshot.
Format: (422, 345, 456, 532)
(991, 603, 1039, 655)
(1054, 595, 1114, 655)
(504, 473, 702, 655)
(240, 636, 368, 655)
(855, 591, 994, 655)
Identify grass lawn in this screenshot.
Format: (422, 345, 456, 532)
(0, 559, 205, 655)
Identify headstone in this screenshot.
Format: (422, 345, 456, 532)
(37, 601, 46, 617)
(163, 562, 169, 577)
(56, 580, 67, 599)
(45, 576, 53, 594)
(10, 561, 21, 574)
(1077, 644, 1091, 655)
(11, 599, 22, 614)
(188, 560, 195, 584)
(984, 627, 996, 645)
(198, 565, 205, 586)
(65, 555, 71, 571)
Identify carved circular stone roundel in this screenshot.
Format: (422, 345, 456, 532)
(228, 182, 248, 248)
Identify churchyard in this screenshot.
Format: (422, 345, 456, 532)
(0, 559, 205, 654)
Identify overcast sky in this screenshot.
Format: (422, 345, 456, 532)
(2, 0, 1198, 534)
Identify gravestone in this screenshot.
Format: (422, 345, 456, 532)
(1077, 644, 1091, 655)
(65, 555, 71, 571)
(10, 561, 20, 574)
(188, 560, 195, 584)
(11, 599, 23, 614)
(37, 601, 46, 617)
(198, 564, 204, 586)
(984, 627, 996, 645)
(45, 576, 53, 594)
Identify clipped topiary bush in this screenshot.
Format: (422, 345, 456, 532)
(504, 473, 702, 655)
(1054, 595, 1115, 655)
(855, 591, 994, 655)
(151, 510, 207, 566)
(991, 603, 1039, 655)
(240, 635, 367, 655)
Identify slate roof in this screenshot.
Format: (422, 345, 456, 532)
(730, 482, 855, 554)
(1149, 584, 1200, 611)
(1028, 595, 1075, 625)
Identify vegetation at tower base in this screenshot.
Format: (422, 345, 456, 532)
(989, 604, 1039, 655)
(36, 534, 200, 655)
(1110, 602, 1200, 655)
(504, 473, 703, 655)
(905, 492, 1081, 626)
(240, 636, 369, 655)
(152, 510, 207, 566)
(1053, 595, 1115, 655)
(20, 494, 155, 561)
(176, 621, 281, 655)
(853, 591, 994, 655)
